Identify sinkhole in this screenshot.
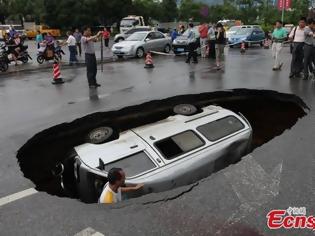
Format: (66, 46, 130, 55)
(17, 89, 308, 203)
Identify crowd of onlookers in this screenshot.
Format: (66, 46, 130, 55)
(286, 17, 315, 80)
(170, 22, 227, 69)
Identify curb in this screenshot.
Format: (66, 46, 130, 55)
(0, 56, 114, 76)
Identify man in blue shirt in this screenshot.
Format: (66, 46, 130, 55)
(171, 28, 179, 42)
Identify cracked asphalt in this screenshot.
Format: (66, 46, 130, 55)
(0, 46, 314, 236)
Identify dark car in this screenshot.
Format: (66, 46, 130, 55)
(172, 27, 201, 55)
(229, 28, 265, 48)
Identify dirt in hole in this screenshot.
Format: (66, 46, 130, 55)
(16, 89, 307, 201)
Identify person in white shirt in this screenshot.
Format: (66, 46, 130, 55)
(99, 167, 144, 204)
(66, 31, 78, 65)
(289, 17, 307, 78)
(207, 23, 216, 59)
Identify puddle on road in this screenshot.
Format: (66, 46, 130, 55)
(16, 89, 307, 203)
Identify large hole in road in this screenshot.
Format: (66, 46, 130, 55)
(17, 89, 307, 203)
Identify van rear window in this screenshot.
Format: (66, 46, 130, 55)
(155, 131, 205, 160)
(197, 116, 245, 142)
(104, 152, 156, 177)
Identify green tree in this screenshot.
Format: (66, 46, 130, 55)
(286, 0, 311, 23)
(132, 0, 162, 23)
(178, 0, 203, 21)
(161, 0, 178, 22)
(0, 0, 10, 24)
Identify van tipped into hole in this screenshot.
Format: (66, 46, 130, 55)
(17, 89, 307, 203)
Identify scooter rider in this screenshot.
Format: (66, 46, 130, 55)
(7, 34, 22, 65)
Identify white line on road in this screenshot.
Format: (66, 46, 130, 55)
(74, 227, 105, 236)
(0, 188, 38, 207)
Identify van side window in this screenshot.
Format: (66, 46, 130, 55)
(155, 131, 205, 160)
(197, 116, 245, 142)
(104, 152, 156, 177)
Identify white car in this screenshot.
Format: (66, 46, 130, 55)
(72, 104, 252, 203)
(112, 31, 172, 58)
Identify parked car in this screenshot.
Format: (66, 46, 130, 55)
(71, 104, 252, 202)
(114, 26, 151, 43)
(226, 25, 261, 40)
(172, 27, 200, 55)
(111, 31, 172, 58)
(228, 27, 265, 48)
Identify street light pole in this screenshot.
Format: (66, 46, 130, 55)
(281, 3, 285, 23)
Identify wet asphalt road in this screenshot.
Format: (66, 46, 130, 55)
(0, 47, 315, 235)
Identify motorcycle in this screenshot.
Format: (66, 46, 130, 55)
(37, 41, 65, 64)
(0, 42, 32, 72)
(0, 44, 8, 72)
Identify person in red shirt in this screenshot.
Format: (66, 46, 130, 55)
(199, 22, 209, 58)
(103, 27, 111, 48)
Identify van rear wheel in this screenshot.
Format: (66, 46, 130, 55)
(173, 104, 197, 116)
(87, 127, 114, 144)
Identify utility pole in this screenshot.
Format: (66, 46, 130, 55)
(281, 3, 285, 23)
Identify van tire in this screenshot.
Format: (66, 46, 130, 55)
(173, 104, 197, 116)
(87, 127, 114, 144)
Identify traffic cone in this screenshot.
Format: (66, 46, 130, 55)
(52, 60, 64, 84)
(240, 42, 246, 54)
(144, 52, 154, 68)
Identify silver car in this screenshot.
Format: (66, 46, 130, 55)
(114, 27, 151, 43)
(73, 104, 252, 203)
(112, 31, 172, 58)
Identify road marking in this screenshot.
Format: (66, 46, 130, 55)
(0, 188, 38, 207)
(215, 155, 283, 235)
(74, 227, 105, 236)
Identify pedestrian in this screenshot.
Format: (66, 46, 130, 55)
(73, 28, 82, 57)
(289, 17, 307, 79)
(271, 20, 287, 71)
(179, 25, 185, 35)
(171, 28, 179, 42)
(199, 22, 209, 58)
(65, 31, 78, 65)
(81, 27, 102, 88)
(186, 23, 198, 64)
(9, 26, 16, 39)
(102, 27, 110, 49)
(98, 167, 144, 204)
(303, 18, 315, 80)
(215, 23, 226, 70)
(44, 32, 55, 51)
(208, 23, 216, 59)
(35, 31, 43, 49)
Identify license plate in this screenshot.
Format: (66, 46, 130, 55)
(177, 48, 184, 52)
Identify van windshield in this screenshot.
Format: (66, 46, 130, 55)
(121, 19, 139, 27)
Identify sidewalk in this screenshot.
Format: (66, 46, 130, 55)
(1, 40, 114, 75)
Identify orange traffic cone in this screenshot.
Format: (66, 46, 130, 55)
(52, 60, 64, 84)
(144, 52, 154, 68)
(240, 42, 246, 54)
